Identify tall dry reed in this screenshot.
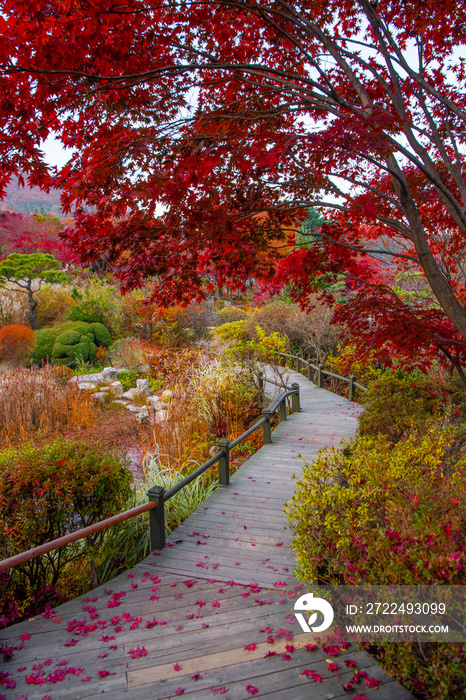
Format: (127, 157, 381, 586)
(0, 365, 96, 444)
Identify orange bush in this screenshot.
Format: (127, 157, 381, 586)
(0, 324, 35, 364)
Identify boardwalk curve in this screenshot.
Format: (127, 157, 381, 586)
(1, 372, 412, 700)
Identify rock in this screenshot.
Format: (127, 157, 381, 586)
(137, 412, 150, 425)
(93, 392, 106, 405)
(122, 388, 139, 401)
(148, 396, 163, 411)
(99, 386, 110, 391)
(77, 381, 96, 391)
(109, 381, 124, 398)
(126, 404, 141, 413)
(154, 409, 169, 423)
(112, 399, 128, 405)
(136, 378, 151, 397)
(101, 367, 118, 384)
(161, 389, 172, 399)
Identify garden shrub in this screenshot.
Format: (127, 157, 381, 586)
(0, 324, 35, 364)
(111, 336, 145, 370)
(66, 280, 124, 336)
(29, 326, 59, 364)
(288, 428, 466, 699)
(289, 428, 465, 586)
(90, 321, 112, 348)
(30, 320, 112, 367)
(35, 283, 74, 327)
(117, 368, 139, 391)
(359, 370, 463, 445)
(0, 438, 132, 625)
(216, 305, 249, 324)
(247, 297, 339, 362)
(213, 319, 249, 344)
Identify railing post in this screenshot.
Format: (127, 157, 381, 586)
(279, 398, 287, 422)
(318, 364, 324, 388)
(216, 437, 230, 486)
(307, 360, 312, 381)
(348, 375, 357, 402)
(291, 382, 300, 414)
(261, 407, 272, 444)
(296, 355, 301, 373)
(258, 370, 264, 405)
(147, 485, 166, 551)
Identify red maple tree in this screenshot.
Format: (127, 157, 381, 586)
(0, 0, 465, 371)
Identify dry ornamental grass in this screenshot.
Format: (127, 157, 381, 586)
(0, 365, 96, 444)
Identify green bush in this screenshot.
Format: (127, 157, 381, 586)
(67, 305, 102, 324)
(0, 438, 132, 624)
(90, 321, 112, 348)
(29, 327, 59, 364)
(30, 320, 112, 367)
(289, 429, 465, 586)
(359, 370, 457, 444)
(117, 368, 139, 391)
(288, 428, 466, 699)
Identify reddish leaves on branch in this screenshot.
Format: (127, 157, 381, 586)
(0, 0, 465, 359)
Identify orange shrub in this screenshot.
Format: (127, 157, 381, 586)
(0, 324, 35, 364)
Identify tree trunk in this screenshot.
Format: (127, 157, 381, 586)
(27, 285, 39, 330)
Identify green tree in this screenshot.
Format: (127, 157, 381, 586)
(295, 208, 326, 250)
(0, 253, 66, 330)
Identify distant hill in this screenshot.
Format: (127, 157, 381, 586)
(0, 177, 63, 216)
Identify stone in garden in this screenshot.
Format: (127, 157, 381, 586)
(109, 380, 124, 398)
(77, 381, 96, 391)
(93, 392, 106, 405)
(126, 404, 141, 413)
(137, 411, 150, 425)
(161, 389, 172, 399)
(136, 378, 151, 397)
(154, 409, 169, 423)
(122, 388, 139, 401)
(148, 396, 163, 411)
(112, 399, 128, 405)
(101, 367, 118, 384)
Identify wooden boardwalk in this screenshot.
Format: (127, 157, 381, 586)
(0, 372, 412, 700)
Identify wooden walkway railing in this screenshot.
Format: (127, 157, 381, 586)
(276, 351, 367, 401)
(0, 377, 300, 573)
(0, 355, 366, 577)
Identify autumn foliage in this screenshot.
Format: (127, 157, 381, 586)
(0, 0, 465, 376)
(0, 324, 34, 364)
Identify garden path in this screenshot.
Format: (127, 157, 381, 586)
(0, 372, 413, 700)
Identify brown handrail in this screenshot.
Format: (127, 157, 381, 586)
(0, 501, 157, 574)
(1, 378, 301, 567)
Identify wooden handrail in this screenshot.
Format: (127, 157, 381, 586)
(0, 501, 157, 574)
(276, 351, 367, 396)
(0, 380, 300, 567)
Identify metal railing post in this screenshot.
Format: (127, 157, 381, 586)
(348, 375, 356, 402)
(258, 370, 264, 404)
(216, 437, 230, 486)
(261, 407, 272, 444)
(291, 382, 300, 414)
(318, 364, 324, 388)
(147, 485, 166, 551)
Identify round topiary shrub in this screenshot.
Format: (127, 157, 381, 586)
(90, 322, 112, 348)
(0, 324, 35, 364)
(29, 327, 59, 365)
